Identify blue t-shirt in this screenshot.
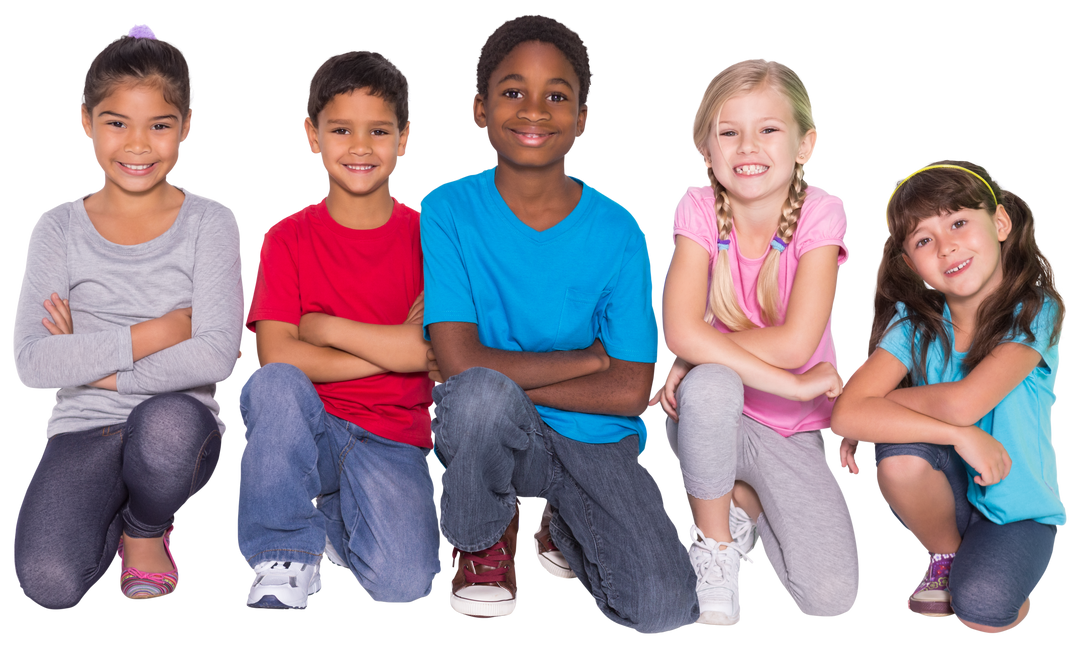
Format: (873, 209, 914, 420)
(421, 168, 657, 450)
(879, 300, 1064, 525)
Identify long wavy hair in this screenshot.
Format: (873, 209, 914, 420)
(692, 60, 814, 330)
(871, 161, 1064, 385)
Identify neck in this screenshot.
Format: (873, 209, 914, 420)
(325, 182, 394, 230)
(493, 158, 581, 232)
(89, 178, 182, 219)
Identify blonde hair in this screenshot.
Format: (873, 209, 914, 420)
(692, 60, 814, 329)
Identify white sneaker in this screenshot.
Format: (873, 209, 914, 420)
(247, 559, 322, 609)
(689, 525, 746, 625)
(324, 535, 346, 567)
(729, 505, 758, 555)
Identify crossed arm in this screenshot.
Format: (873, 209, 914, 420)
(428, 321, 653, 417)
(830, 343, 1040, 484)
(256, 292, 435, 383)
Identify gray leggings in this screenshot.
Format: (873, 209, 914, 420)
(666, 364, 858, 616)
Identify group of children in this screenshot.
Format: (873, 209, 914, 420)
(12, 16, 1063, 635)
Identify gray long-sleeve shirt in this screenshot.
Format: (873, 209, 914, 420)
(14, 191, 243, 437)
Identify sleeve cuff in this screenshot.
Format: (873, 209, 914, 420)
(117, 326, 134, 372)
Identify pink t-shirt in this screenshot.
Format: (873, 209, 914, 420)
(673, 185, 848, 436)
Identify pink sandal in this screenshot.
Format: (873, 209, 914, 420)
(118, 525, 178, 599)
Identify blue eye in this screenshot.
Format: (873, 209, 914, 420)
(762, 127, 778, 134)
(718, 130, 736, 137)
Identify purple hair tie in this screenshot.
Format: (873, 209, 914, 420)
(128, 25, 157, 39)
(770, 236, 788, 253)
(717, 239, 731, 252)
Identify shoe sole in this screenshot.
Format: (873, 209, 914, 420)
(247, 574, 322, 610)
(450, 593, 516, 617)
(697, 610, 739, 625)
(245, 596, 308, 613)
(909, 598, 953, 617)
(535, 538, 576, 579)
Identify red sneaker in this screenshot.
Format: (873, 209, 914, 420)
(451, 504, 518, 617)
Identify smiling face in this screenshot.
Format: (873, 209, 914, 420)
(702, 86, 815, 214)
(82, 80, 189, 196)
(903, 206, 1012, 307)
(474, 41, 586, 171)
(305, 89, 409, 201)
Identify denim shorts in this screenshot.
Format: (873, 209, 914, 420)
(874, 441, 1056, 627)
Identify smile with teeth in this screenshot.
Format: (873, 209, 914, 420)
(119, 162, 154, 170)
(512, 130, 552, 139)
(735, 164, 768, 175)
(945, 259, 971, 275)
(345, 164, 375, 171)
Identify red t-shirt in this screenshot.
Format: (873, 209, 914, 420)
(247, 199, 433, 448)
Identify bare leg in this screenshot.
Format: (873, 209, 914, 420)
(960, 598, 1030, 633)
(688, 480, 763, 544)
(877, 455, 960, 553)
(121, 533, 173, 573)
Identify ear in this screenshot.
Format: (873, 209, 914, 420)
(179, 109, 192, 142)
(993, 204, 1012, 242)
(305, 117, 321, 154)
(576, 103, 587, 136)
(181, 105, 196, 144)
(397, 121, 410, 156)
(700, 147, 712, 169)
(473, 93, 487, 128)
(796, 128, 817, 165)
(81, 105, 93, 137)
(901, 250, 917, 273)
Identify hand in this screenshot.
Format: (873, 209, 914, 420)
(839, 438, 859, 474)
(954, 425, 1011, 486)
(794, 362, 844, 402)
(42, 293, 73, 335)
(648, 358, 692, 420)
(404, 291, 424, 326)
(298, 312, 331, 347)
(585, 338, 611, 373)
(426, 346, 442, 382)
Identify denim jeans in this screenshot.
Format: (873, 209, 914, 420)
(876, 442, 1057, 626)
(15, 393, 221, 608)
(433, 367, 699, 633)
(238, 363, 439, 602)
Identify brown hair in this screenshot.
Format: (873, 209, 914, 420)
(871, 161, 1064, 384)
(83, 34, 190, 117)
(692, 60, 814, 329)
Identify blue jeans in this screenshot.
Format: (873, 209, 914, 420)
(433, 368, 699, 633)
(876, 442, 1057, 626)
(238, 363, 439, 602)
(15, 393, 220, 608)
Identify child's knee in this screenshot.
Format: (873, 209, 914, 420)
(363, 568, 435, 603)
(678, 364, 743, 412)
(18, 560, 90, 609)
(241, 363, 310, 410)
(951, 572, 1025, 630)
(877, 453, 934, 490)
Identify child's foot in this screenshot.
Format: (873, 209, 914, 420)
(689, 525, 746, 625)
(247, 559, 321, 609)
(451, 505, 518, 617)
(534, 502, 575, 579)
(118, 526, 178, 599)
(908, 552, 954, 616)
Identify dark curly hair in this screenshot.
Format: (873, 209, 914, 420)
(476, 15, 591, 106)
(308, 51, 408, 128)
(83, 35, 190, 117)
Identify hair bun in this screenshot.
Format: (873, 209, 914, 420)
(127, 25, 157, 39)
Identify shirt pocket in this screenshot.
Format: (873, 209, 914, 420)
(553, 288, 607, 350)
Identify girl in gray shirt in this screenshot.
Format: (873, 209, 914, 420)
(12, 26, 242, 607)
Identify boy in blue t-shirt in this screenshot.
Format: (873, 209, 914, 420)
(421, 16, 698, 632)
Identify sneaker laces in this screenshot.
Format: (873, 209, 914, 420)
(729, 507, 756, 550)
(453, 541, 512, 584)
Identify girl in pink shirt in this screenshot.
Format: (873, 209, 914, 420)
(651, 59, 856, 624)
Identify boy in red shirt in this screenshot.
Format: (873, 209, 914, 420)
(238, 51, 438, 609)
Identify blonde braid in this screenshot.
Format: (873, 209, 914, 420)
(706, 167, 756, 330)
(757, 163, 807, 325)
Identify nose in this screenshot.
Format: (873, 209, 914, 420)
(517, 93, 549, 122)
(736, 130, 758, 154)
(938, 233, 959, 256)
(125, 126, 150, 155)
(349, 133, 373, 156)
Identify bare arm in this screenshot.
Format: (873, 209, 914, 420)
(256, 320, 385, 383)
(297, 292, 434, 374)
(663, 236, 840, 401)
(718, 245, 840, 369)
(830, 349, 1011, 486)
(525, 357, 653, 417)
(885, 343, 1042, 427)
(428, 321, 607, 390)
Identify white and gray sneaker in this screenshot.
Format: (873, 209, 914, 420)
(247, 559, 322, 609)
(689, 525, 747, 625)
(324, 535, 346, 567)
(728, 505, 758, 555)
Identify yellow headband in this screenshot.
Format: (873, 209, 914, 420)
(887, 164, 998, 223)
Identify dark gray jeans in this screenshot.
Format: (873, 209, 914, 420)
(15, 393, 220, 608)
